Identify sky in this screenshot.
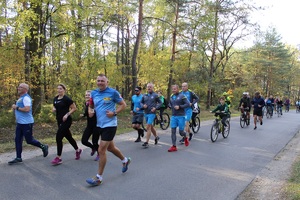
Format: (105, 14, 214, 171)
(240, 0, 300, 48)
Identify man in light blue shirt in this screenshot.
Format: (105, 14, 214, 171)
(8, 83, 48, 165)
(131, 86, 144, 142)
(86, 74, 131, 186)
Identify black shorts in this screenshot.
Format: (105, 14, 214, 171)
(253, 109, 262, 116)
(95, 127, 117, 141)
(132, 113, 144, 124)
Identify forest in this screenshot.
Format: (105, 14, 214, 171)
(0, 0, 299, 126)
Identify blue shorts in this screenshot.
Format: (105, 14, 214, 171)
(145, 114, 156, 125)
(171, 116, 186, 130)
(185, 108, 192, 121)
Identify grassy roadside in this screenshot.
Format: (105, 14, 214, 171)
(283, 157, 300, 199)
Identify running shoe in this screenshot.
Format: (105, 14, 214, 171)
(142, 142, 149, 148)
(154, 136, 160, 145)
(134, 137, 141, 142)
(122, 157, 131, 173)
(189, 133, 193, 141)
(8, 158, 23, 165)
(51, 157, 62, 165)
(254, 126, 257, 130)
(168, 146, 177, 152)
(42, 144, 48, 157)
(91, 149, 96, 156)
(75, 149, 82, 160)
(94, 155, 99, 161)
(179, 137, 184, 144)
(86, 176, 102, 186)
(184, 137, 189, 147)
(260, 121, 263, 125)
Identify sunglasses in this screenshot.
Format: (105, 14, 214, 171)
(135, 90, 139, 92)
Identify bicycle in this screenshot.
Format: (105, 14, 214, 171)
(296, 105, 300, 113)
(210, 112, 230, 142)
(141, 112, 170, 131)
(284, 104, 289, 112)
(189, 113, 200, 133)
(266, 105, 273, 118)
(277, 105, 283, 117)
(239, 107, 250, 128)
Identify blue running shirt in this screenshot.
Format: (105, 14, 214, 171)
(91, 87, 123, 128)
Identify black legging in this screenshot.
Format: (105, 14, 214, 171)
(81, 125, 99, 151)
(159, 108, 165, 121)
(56, 119, 78, 156)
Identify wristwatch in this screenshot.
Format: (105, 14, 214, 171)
(114, 111, 117, 116)
(16, 106, 19, 111)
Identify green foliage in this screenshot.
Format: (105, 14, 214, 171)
(35, 104, 56, 123)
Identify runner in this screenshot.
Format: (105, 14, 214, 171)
(131, 86, 144, 142)
(168, 85, 190, 152)
(140, 83, 162, 148)
(86, 74, 131, 186)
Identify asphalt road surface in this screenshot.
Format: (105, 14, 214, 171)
(1, 111, 299, 200)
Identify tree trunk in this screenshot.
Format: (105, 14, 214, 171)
(131, 0, 143, 94)
(167, 2, 179, 101)
(206, 1, 218, 109)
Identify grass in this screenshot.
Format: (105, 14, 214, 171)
(283, 158, 300, 200)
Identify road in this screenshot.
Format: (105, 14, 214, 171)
(0, 111, 299, 200)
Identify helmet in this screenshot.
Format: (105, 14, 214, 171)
(222, 92, 228, 96)
(243, 92, 247, 95)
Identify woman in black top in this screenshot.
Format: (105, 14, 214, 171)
(80, 90, 99, 161)
(51, 83, 82, 165)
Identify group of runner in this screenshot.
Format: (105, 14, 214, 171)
(130, 82, 200, 151)
(10, 77, 292, 187)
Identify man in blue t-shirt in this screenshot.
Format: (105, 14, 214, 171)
(131, 86, 144, 142)
(8, 83, 48, 165)
(86, 74, 131, 186)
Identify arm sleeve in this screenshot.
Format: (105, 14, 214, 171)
(191, 92, 200, 104)
(180, 96, 190, 109)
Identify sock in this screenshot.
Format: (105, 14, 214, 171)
(122, 157, 128, 163)
(96, 174, 103, 181)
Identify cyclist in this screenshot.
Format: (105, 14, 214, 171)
(191, 102, 200, 127)
(284, 98, 290, 112)
(167, 85, 190, 152)
(296, 100, 300, 111)
(180, 82, 199, 142)
(222, 92, 231, 108)
(276, 97, 283, 115)
(239, 92, 251, 120)
(265, 95, 275, 116)
(210, 96, 230, 128)
(157, 91, 168, 125)
(251, 91, 265, 130)
(131, 86, 144, 142)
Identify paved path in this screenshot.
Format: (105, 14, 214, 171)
(0, 111, 299, 200)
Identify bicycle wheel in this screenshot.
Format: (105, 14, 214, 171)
(210, 122, 219, 142)
(222, 120, 230, 138)
(160, 113, 170, 130)
(240, 115, 245, 128)
(192, 116, 200, 133)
